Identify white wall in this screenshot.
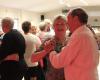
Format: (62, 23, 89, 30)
(1, 6, 100, 31)
(45, 8, 100, 26)
(88, 11, 100, 26)
(45, 8, 62, 22)
(0, 7, 40, 30)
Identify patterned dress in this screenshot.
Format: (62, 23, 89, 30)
(37, 37, 68, 80)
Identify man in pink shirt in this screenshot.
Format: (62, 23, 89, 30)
(49, 8, 99, 80)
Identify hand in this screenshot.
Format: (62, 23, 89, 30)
(43, 39, 55, 53)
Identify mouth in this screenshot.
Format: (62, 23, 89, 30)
(57, 29, 64, 31)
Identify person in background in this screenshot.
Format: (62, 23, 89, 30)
(49, 8, 99, 80)
(22, 21, 44, 80)
(0, 17, 26, 80)
(87, 24, 100, 50)
(0, 31, 4, 45)
(31, 14, 69, 80)
(44, 19, 55, 39)
(44, 19, 52, 32)
(30, 25, 38, 35)
(37, 21, 50, 43)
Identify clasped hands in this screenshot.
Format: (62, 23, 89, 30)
(43, 39, 56, 53)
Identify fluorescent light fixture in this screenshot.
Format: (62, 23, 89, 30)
(80, 0, 88, 5)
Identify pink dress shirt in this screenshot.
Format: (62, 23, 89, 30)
(49, 25, 99, 80)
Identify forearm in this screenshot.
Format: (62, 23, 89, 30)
(49, 51, 63, 69)
(31, 50, 47, 62)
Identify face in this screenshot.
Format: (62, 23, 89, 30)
(2, 22, 10, 33)
(53, 18, 67, 37)
(67, 13, 74, 33)
(31, 26, 37, 34)
(67, 12, 81, 33)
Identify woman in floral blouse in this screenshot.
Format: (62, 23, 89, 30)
(31, 14, 69, 80)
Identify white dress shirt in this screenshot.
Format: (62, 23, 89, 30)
(49, 25, 99, 80)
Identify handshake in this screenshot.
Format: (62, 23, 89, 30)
(43, 39, 56, 53)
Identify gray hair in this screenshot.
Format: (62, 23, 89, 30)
(53, 14, 66, 24)
(2, 17, 14, 29)
(39, 21, 47, 31)
(44, 19, 52, 25)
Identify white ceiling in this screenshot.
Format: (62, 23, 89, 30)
(0, 0, 100, 13)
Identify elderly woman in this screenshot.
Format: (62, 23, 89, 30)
(31, 14, 69, 80)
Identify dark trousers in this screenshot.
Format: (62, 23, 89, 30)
(0, 60, 23, 80)
(19, 59, 29, 80)
(27, 65, 45, 80)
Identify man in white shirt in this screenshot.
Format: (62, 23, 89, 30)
(22, 21, 44, 80)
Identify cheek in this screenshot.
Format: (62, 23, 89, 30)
(68, 20, 73, 28)
(68, 20, 72, 26)
(55, 29, 66, 35)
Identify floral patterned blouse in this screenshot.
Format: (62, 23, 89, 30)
(37, 37, 68, 80)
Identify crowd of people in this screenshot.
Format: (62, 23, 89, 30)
(0, 8, 99, 80)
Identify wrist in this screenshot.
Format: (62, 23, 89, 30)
(42, 50, 47, 54)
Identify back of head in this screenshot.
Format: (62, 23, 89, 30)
(2, 17, 14, 33)
(39, 21, 46, 31)
(71, 8, 88, 24)
(44, 19, 52, 25)
(22, 21, 31, 34)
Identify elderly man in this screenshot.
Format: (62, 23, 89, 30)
(49, 8, 99, 80)
(0, 17, 26, 80)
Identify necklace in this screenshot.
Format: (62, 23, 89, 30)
(54, 36, 67, 46)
